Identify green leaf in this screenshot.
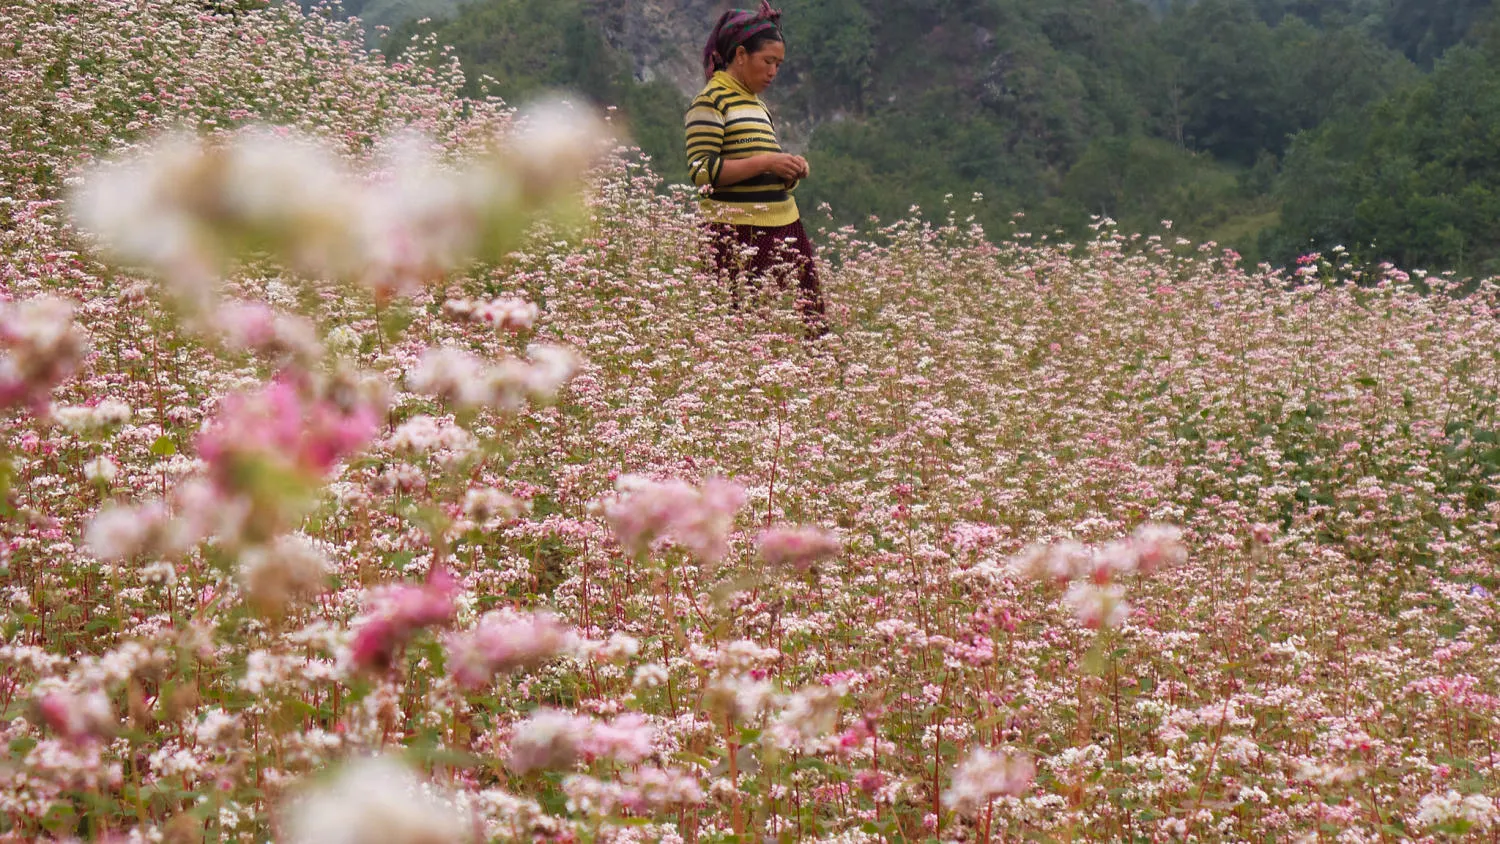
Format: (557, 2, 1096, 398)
(150, 435, 178, 457)
(675, 751, 715, 769)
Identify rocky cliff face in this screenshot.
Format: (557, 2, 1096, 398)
(590, 0, 728, 96)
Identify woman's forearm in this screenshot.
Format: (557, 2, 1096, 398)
(714, 155, 770, 187)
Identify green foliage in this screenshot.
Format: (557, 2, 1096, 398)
(1384, 0, 1495, 67)
(1268, 40, 1500, 274)
(1059, 135, 1257, 235)
(784, 0, 875, 111)
(369, 0, 1494, 269)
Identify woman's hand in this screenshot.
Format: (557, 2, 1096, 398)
(763, 153, 809, 181)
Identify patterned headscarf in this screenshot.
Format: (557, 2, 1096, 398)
(702, 1, 783, 80)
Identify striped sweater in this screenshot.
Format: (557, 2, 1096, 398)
(684, 71, 800, 228)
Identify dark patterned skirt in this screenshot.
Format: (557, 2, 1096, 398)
(706, 219, 828, 338)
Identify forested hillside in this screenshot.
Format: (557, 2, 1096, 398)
(346, 0, 1497, 271)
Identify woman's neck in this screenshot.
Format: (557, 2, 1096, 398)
(725, 68, 755, 94)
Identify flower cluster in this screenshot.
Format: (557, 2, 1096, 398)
(757, 524, 842, 571)
(405, 344, 578, 411)
(445, 610, 576, 689)
(350, 568, 461, 672)
(507, 710, 657, 774)
(0, 296, 88, 415)
(71, 108, 609, 304)
(2, 0, 1498, 840)
(602, 474, 747, 564)
(942, 748, 1036, 817)
(1009, 525, 1187, 629)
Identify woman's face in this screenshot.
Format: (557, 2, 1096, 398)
(733, 40, 784, 93)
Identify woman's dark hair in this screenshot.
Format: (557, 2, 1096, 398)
(702, 2, 783, 79)
(735, 27, 784, 62)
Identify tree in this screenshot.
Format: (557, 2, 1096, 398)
(1385, 0, 1494, 67)
(1163, 0, 1296, 165)
(1268, 43, 1500, 274)
(787, 0, 875, 112)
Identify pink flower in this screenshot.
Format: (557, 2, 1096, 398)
(943, 748, 1035, 817)
(1063, 582, 1130, 630)
(757, 525, 842, 571)
(603, 475, 745, 564)
(35, 690, 115, 744)
(1009, 540, 1091, 585)
(854, 770, 887, 794)
(0, 296, 88, 415)
(198, 377, 378, 488)
(507, 709, 594, 774)
(350, 568, 460, 672)
(444, 296, 539, 332)
(445, 610, 576, 689)
(623, 766, 705, 809)
(1250, 522, 1276, 545)
(213, 300, 321, 361)
(507, 709, 658, 774)
(581, 713, 656, 765)
(1131, 524, 1187, 574)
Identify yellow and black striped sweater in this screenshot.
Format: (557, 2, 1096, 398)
(685, 71, 800, 228)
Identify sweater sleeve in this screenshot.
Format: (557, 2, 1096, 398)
(685, 98, 725, 188)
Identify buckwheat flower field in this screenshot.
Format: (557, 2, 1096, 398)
(3, 2, 1500, 842)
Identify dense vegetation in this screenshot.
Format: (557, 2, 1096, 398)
(8, 1, 1500, 840)
(371, 0, 1500, 272)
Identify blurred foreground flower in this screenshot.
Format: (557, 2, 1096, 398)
(445, 610, 576, 689)
(34, 689, 116, 745)
(757, 524, 842, 572)
(350, 567, 460, 672)
(443, 296, 539, 333)
(238, 533, 331, 616)
(199, 377, 379, 487)
(508, 709, 657, 775)
(1009, 524, 1186, 630)
(281, 755, 471, 844)
(1063, 582, 1130, 630)
(405, 343, 578, 411)
(602, 475, 746, 564)
(71, 101, 611, 306)
(195, 376, 382, 544)
(943, 748, 1035, 817)
(0, 296, 88, 415)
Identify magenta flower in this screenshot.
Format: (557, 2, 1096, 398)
(197, 377, 378, 488)
(350, 567, 460, 673)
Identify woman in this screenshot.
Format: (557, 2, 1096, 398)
(686, 1, 828, 338)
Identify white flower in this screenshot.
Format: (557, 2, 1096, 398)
(632, 663, 669, 689)
(325, 325, 362, 356)
(283, 756, 470, 844)
(1063, 582, 1130, 629)
(406, 346, 491, 407)
(1415, 789, 1497, 831)
(85, 502, 166, 561)
(505, 99, 612, 199)
(943, 748, 1035, 817)
(83, 456, 118, 483)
